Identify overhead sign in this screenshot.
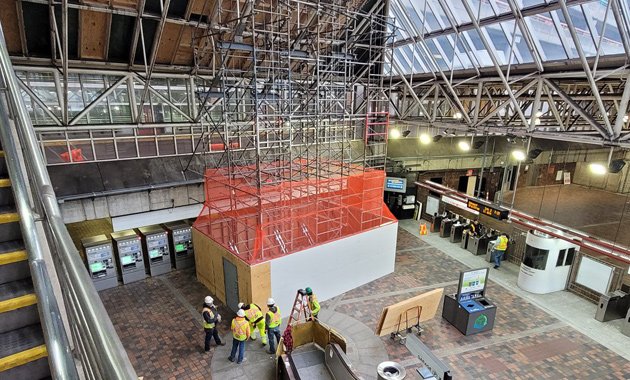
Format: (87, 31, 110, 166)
(442, 195, 478, 215)
(385, 177, 406, 193)
(466, 199, 510, 220)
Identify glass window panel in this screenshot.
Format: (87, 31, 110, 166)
(400, 0, 426, 33)
(393, 49, 413, 75)
(582, 2, 626, 56)
(93, 139, 116, 160)
(483, 25, 511, 65)
(556, 249, 566, 267)
(523, 244, 549, 270)
(553, 9, 594, 58)
(426, 39, 449, 70)
(466, 0, 495, 20)
(456, 39, 476, 68)
(565, 248, 575, 266)
(463, 30, 493, 67)
(525, 13, 567, 61)
(521, 0, 546, 9)
(427, 0, 450, 27)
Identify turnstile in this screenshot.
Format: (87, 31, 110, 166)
(81, 235, 118, 291)
(136, 225, 172, 276)
(439, 219, 453, 238)
(162, 221, 195, 269)
(111, 230, 146, 284)
(430, 215, 444, 233)
(467, 235, 489, 256)
(594, 290, 630, 322)
(461, 231, 470, 249)
(449, 224, 464, 243)
(485, 240, 497, 263)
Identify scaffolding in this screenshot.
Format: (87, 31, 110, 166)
(193, 0, 396, 264)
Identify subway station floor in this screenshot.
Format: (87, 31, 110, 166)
(99, 220, 630, 379)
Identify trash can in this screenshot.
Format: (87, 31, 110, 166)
(377, 361, 406, 380)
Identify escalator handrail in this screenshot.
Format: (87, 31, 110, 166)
(0, 25, 138, 379)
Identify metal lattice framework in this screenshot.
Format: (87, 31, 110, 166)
(387, 0, 630, 147)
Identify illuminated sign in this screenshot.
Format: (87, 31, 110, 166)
(385, 177, 406, 193)
(442, 195, 478, 215)
(466, 199, 509, 220)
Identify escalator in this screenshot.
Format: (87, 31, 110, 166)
(0, 145, 50, 379)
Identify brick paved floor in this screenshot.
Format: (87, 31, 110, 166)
(100, 226, 630, 379)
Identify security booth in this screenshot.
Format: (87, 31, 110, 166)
(111, 229, 146, 284)
(162, 221, 195, 269)
(442, 268, 497, 336)
(136, 225, 172, 276)
(517, 230, 579, 294)
(81, 235, 118, 291)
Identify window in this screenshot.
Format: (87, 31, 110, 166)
(565, 248, 576, 266)
(523, 244, 549, 270)
(556, 249, 566, 267)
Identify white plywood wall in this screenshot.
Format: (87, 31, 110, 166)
(270, 222, 398, 315)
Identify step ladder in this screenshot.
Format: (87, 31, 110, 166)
(281, 289, 313, 353)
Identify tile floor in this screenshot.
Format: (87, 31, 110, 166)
(99, 225, 630, 379)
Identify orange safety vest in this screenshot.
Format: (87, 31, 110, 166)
(232, 317, 249, 341)
(496, 236, 508, 251)
(267, 307, 282, 329)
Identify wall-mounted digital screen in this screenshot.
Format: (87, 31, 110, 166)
(459, 268, 488, 295)
(89, 262, 105, 273)
(121, 255, 135, 266)
(385, 177, 407, 193)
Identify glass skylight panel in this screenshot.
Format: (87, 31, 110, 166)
(520, 0, 547, 9)
(581, 2, 626, 55)
(463, 29, 493, 66)
(499, 20, 534, 64)
(483, 25, 513, 65)
(466, 0, 496, 20)
(525, 12, 568, 61)
(451, 1, 472, 24)
(553, 8, 595, 58)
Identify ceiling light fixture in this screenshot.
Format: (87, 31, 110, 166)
(589, 163, 607, 175)
(419, 134, 432, 145)
(512, 150, 526, 161)
(458, 141, 470, 151)
(390, 129, 401, 139)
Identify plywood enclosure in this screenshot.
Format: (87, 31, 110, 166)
(375, 288, 444, 337)
(80, 10, 109, 60)
(193, 228, 270, 310)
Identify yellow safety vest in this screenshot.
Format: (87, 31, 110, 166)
(202, 307, 215, 329)
(309, 295, 320, 315)
(245, 304, 262, 323)
(267, 307, 282, 329)
(232, 317, 249, 341)
(496, 236, 508, 251)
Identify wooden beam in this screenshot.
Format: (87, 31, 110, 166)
(0, 0, 24, 54)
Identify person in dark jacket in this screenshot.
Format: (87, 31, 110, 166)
(202, 296, 225, 351)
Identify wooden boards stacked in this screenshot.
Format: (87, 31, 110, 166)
(375, 288, 444, 337)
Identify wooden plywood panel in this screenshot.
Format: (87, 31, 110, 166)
(80, 10, 109, 60)
(0, 0, 23, 54)
(250, 262, 271, 310)
(375, 288, 444, 337)
(112, 0, 139, 9)
(193, 229, 217, 294)
(155, 22, 181, 64)
(172, 26, 196, 65)
(190, 0, 216, 15)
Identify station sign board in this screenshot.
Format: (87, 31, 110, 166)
(466, 199, 510, 220)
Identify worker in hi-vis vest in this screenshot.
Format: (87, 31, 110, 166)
(305, 287, 320, 318)
(265, 298, 282, 354)
(202, 296, 225, 351)
(491, 233, 509, 269)
(228, 309, 251, 364)
(238, 302, 268, 345)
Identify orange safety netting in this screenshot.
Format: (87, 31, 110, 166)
(193, 161, 396, 265)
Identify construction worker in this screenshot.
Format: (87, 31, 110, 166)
(265, 298, 282, 354)
(491, 233, 509, 269)
(305, 287, 320, 319)
(238, 302, 267, 346)
(228, 309, 250, 364)
(202, 296, 225, 351)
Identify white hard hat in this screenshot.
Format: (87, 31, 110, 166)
(237, 302, 244, 309)
(267, 298, 275, 306)
(237, 309, 245, 317)
(204, 296, 213, 305)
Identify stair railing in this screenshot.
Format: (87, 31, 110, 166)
(0, 25, 137, 380)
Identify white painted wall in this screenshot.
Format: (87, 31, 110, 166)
(270, 222, 398, 315)
(112, 203, 203, 231)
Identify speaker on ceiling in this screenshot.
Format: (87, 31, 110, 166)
(473, 141, 485, 149)
(528, 149, 543, 160)
(608, 159, 626, 174)
(433, 135, 443, 142)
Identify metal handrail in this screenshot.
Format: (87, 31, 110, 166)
(0, 86, 78, 379)
(0, 25, 137, 379)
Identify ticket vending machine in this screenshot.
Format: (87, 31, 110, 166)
(136, 225, 172, 276)
(111, 230, 146, 284)
(81, 235, 118, 291)
(442, 268, 497, 336)
(162, 221, 194, 269)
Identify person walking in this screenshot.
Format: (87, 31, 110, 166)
(202, 296, 225, 351)
(265, 298, 282, 354)
(238, 302, 268, 346)
(491, 233, 509, 269)
(305, 287, 320, 319)
(228, 309, 250, 364)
